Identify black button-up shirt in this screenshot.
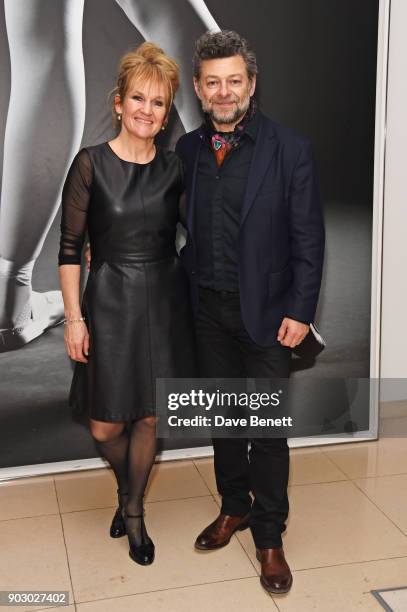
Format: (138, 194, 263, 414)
(195, 112, 259, 291)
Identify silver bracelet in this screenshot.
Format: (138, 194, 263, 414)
(63, 317, 86, 325)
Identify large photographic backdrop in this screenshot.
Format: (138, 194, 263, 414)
(0, 0, 379, 472)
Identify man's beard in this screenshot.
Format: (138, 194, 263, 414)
(203, 93, 251, 126)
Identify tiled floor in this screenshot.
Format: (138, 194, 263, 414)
(1, 440, 407, 611)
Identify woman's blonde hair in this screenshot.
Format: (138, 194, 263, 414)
(112, 42, 179, 128)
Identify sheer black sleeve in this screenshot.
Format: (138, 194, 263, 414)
(58, 149, 93, 265)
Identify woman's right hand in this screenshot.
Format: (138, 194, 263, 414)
(64, 320, 89, 363)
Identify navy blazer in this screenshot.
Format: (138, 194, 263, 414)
(175, 111, 325, 347)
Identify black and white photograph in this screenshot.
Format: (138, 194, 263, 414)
(1, 1, 407, 609)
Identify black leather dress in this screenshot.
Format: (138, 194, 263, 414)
(59, 142, 196, 422)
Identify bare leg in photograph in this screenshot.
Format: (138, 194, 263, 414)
(0, 0, 217, 352)
(0, 0, 85, 351)
(115, 0, 219, 131)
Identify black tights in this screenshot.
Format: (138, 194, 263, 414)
(93, 416, 157, 547)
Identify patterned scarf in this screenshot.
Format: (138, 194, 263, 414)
(205, 98, 257, 167)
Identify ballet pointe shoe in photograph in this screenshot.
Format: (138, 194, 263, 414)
(0, 290, 65, 352)
(125, 511, 155, 566)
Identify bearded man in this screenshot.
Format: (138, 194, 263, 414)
(175, 30, 325, 594)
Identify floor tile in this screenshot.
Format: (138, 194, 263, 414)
(55, 469, 117, 513)
(37, 607, 75, 612)
(0, 476, 58, 521)
(55, 461, 209, 514)
(62, 496, 256, 602)
(237, 481, 407, 569)
(145, 461, 210, 502)
(276, 556, 407, 611)
(380, 400, 407, 419)
(194, 458, 217, 495)
(354, 473, 407, 535)
(322, 438, 407, 479)
(289, 447, 347, 485)
(373, 586, 407, 612)
(5, 441, 407, 612)
(379, 401, 407, 437)
(0, 515, 73, 612)
(76, 577, 276, 611)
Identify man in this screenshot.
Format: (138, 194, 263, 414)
(175, 30, 324, 594)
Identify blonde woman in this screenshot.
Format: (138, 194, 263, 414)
(58, 43, 196, 565)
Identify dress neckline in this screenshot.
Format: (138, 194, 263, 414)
(105, 141, 158, 165)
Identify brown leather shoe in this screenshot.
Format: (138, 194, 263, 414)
(195, 513, 250, 550)
(256, 547, 293, 593)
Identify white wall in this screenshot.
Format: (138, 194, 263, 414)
(380, 0, 407, 398)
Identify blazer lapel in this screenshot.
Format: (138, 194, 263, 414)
(187, 130, 204, 237)
(241, 114, 277, 226)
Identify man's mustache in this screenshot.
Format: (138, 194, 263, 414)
(209, 96, 239, 104)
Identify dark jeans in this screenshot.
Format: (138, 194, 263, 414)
(195, 287, 291, 549)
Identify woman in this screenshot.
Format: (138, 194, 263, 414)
(58, 42, 196, 566)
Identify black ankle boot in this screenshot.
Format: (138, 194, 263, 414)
(109, 489, 127, 538)
(125, 511, 155, 565)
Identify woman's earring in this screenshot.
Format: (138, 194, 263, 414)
(117, 114, 122, 121)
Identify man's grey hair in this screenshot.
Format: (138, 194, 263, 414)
(193, 30, 258, 81)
